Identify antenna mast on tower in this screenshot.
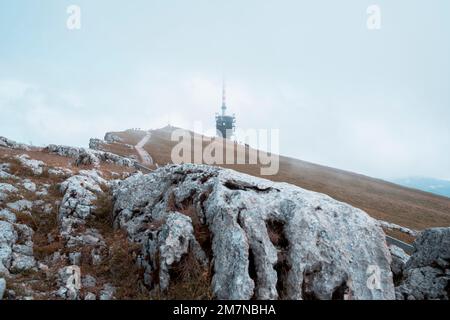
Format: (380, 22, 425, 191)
(221, 78, 227, 116)
(215, 76, 236, 139)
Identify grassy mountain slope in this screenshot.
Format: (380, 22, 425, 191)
(101, 126, 450, 241)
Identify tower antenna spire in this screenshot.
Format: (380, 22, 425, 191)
(216, 75, 235, 139)
(221, 77, 227, 116)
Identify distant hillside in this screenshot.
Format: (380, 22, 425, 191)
(392, 177, 450, 199)
(97, 126, 450, 242)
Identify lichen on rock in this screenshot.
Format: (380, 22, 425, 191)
(112, 164, 396, 300)
(396, 227, 450, 300)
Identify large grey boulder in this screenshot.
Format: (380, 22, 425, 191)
(0, 137, 31, 151)
(112, 164, 395, 300)
(14, 154, 44, 175)
(45, 144, 81, 158)
(10, 224, 36, 273)
(0, 221, 18, 274)
(396, 227, 450, 300)
(45, 144, 135, 168)
(75, 149, 101, 167)
(0, 278, 6, 300)
(0, 209, 16, 223)
(59, 170, 107, 237)
(0, 163, 15, 180)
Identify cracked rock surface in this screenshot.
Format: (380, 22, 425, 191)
(389, 245, 410, 283)
(55, 170, 111, 299)
(396, 228, 450, 300)
(112, 164, 395, 300)
(0, 217, 36, 276)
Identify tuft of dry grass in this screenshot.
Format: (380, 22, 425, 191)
(4, 268, 59, 300)
(40, 167, 50, 179)
(78, 189, 148, 300)
(106, 231, 147, 299)
(180, 206, 211, 257)
(77, 231, 147, 300)
(34, 241, 63, 261)
(157, 251, 213, 300)
(32, 207, 62, 260)
(87, 189, 114, 234)
(7, 158, 35, 177)
(3, 192, 23, 206)
(147, 192, 214, 299)
(266, 220, 289, 248)
(266, 219, 290, 299)
(15, 211, 36, 228)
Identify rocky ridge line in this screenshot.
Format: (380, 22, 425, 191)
(112, 164, 396, 300)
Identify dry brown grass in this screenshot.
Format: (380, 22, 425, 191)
(32, 209, 61, 261)
(34, 241, 64, 261)
(73, 231, 147, 300)
(113, 130, 147, 146)
(15, 211, 36, 228)
(266, 220, 288, 248)
(7, 158, 35, 177)
(78, 190, 148, 299)
(384, 228, 416, 244)
(2, 191, 22, 206)
(106, 232, 147, 299)
(4, 259, 60, 299)
(156, 251, 213, 300)
(0, 148, 134, 183)
(265, 219, 290, 298)
(87, 189, 114, 234)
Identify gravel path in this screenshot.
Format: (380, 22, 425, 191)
(135, 132, 154, 165)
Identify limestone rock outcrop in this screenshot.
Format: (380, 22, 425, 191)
(104, 133, 123, 143)
(0, 219, 36, 276)
(0, 137, 31, 151)
(112, 164, 395, 300)
(45, 144, 135, 168)
(0, 278, 6, 300)
(396, 228, 450, 300)
(14, 155, 44, 175)
(55, 170, 111, 300)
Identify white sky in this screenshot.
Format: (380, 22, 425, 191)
(0, 0, 449, 180)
